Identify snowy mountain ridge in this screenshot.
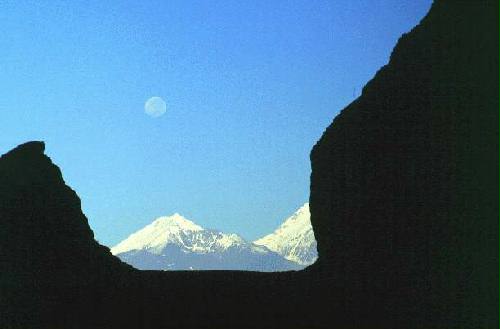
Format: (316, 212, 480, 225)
(254, 203, 317, 265)
(111, 213, 252, 256)
(111, 213, 299, 271)
(111, 204, 317, 271)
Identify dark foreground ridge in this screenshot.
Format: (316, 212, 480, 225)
(1, 1, 497, 328)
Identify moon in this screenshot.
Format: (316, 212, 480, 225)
(144, 96, 167, 118)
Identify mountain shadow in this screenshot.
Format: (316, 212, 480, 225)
(1, 1, 497, 328)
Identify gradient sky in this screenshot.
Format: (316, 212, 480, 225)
(0, 0, 432, 246)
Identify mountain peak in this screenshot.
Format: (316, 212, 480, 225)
(152, 213, 203, 231)
(2, 141, 45, 158)
(254, 203, 317, 266)
(268, 203, 311, 233)
(111, 213, 204, 255)
(290, 203, 310, 221)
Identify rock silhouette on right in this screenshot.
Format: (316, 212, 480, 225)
(310, 0, 498, 327)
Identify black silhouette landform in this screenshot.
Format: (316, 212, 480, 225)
(1, 1, 497, 328)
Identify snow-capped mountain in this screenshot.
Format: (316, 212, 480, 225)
(254, 203, 318, 266)
(111, 213, 300, 272)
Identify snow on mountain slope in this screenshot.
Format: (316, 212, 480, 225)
(111, 213, 300, 272)
(111, 213, 203, 255)
(254, 203, 318, 266)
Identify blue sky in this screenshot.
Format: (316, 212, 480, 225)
(0, 0, 432, 246)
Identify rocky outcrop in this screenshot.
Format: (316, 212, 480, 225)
(310, 0, 498, 327)
(0, 141, 136, 328)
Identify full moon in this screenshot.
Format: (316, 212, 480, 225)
(144, 96, 167, 118)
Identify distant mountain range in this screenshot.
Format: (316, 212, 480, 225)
(111, 203, 317, 271)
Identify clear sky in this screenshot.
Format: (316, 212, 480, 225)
(0, 0, 432, 246)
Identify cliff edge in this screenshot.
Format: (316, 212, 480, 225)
(310, 0, 498, 327)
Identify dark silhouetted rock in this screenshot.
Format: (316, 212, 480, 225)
(310, 0, 498, 327)
(0, 141, 137, 328)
